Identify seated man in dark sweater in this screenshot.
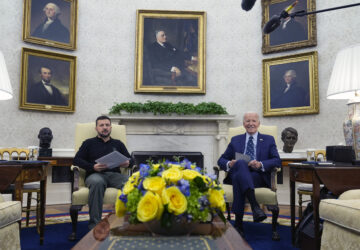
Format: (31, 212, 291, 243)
(73, 115, 133, 229)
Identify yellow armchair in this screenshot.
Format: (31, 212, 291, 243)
(215, 125, 281, 241)
(68, 122, 128, 241)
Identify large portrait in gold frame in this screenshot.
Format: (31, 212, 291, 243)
(20, 48, 76, 113)
(262, 51, 318, 117)
(22, 0, 78, 50)
(134, 10, 206, 94)
(262, 0, 317, 54)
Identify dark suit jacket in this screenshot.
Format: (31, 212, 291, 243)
(271, 82, 309, 109)
(27, 82, 68, 106)
(32, 18, 70, 43)
(217, 133, 281, 187)
(147, 42, 187, 72)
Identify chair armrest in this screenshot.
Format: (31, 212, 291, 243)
(70, 165, 80, 192)
(271, 167, 281, 192)
(213, 166, 220, 180)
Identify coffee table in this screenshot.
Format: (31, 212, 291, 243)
(72, 214, 250, 250)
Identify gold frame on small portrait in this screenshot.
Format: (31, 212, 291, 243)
(261, 0, 317, 54)
(19, 47, 76, 113)
(134, 10, 206, 94)
(22, 0, 78, 50)
(262, 51, 319, 117)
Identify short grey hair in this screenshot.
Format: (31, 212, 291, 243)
(242, 112, 259, 122)
(284, 69, 296, 78)
(43, 3, 61, 16)
(155, 30, 165, 38)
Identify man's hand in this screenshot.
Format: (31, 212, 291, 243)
(94, 163, 108, 172)
(248, 160, 262, 170)
(119, 160, 130, 168)
(228, 160, 237, 168)
(171, 66, 182, 77)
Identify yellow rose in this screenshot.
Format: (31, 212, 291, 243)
(182, 169, 201, 180)
(208, 188, 225, 211)
(190, 164, 197, 169)
(153, 164, 160, 170)
(143, 176, 166, 195)
(162, 167, 183, 183)
(162, 186, 187, 215)
(122, 181, 135, 195)
(115, 190, 126, 217)
(202, 175, 212, 184)
(154, 192, 164, 220)
(169, 163, 181, 169)
(137, 191, 162, 222)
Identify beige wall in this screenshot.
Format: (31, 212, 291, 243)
(0, 0, 358, 153)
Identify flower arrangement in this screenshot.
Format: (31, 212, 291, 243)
(115, 159, 226, 229)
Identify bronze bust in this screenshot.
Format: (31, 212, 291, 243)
(281, 127, 298, 153)
(38, 127, 53, 156)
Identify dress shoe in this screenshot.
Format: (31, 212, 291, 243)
(233, 224, 245, 238)
(252, 206, 267, 223)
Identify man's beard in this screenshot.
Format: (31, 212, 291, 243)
(98, 130, 110, 138)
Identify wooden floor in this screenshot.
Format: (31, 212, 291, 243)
(28, 203, 301, 218)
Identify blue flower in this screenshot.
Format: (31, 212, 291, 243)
(206, 174, 217, 181)
(119, 194, 127, 203)
(139, 163, 150, 178)
(137, 179, 144, 190)
(178, 179, 190, 196)
(198, 195, 210, 211)
(181, 159, 192, 169)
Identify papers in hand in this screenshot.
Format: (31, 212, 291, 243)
(95, 151, 129, 169)
(235, 152, 251, 163)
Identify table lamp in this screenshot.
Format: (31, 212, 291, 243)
(0, 51, 13, 100)
(327, 44, 360, 159)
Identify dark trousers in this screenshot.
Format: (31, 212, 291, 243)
(85, 172, 128, 229)
(230, 160, 267, 217)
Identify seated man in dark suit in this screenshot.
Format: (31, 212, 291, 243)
(27, 66, 68, 106)
(146, 30, 196, 86)
(217, 112, 281, 236)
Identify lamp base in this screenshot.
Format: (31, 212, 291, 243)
(344, 102, 360, 159)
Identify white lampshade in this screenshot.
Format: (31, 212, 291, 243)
(0, 51, 13, 100)
(327, 44, 360, 100)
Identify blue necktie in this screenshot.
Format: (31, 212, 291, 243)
(245, 136, 255, 160)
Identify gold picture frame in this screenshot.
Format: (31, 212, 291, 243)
(20, 47, 76, 112)
(262, 0, 317, 54)
(23, 0, 78, 50)
(134, 10, 206, 94)
(262, 51, 318, 117)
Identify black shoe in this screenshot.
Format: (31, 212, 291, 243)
(252, 206, 267, 223)
(233, 224, 245, 238)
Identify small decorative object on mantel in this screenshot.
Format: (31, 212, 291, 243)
(38, 127, 53, 157)
(109, 101, 228, 116)
(281, 127, 298, 153)
(115, 159, 226, 236)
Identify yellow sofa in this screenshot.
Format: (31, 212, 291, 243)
(320, 189, 360, 250)
(0, 194, 22, 250)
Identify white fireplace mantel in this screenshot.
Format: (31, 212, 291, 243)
(109, 114, 235, 172)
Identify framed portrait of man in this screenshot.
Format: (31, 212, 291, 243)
(134, 10, 206, 94)
(22, 0, 78, 50)
(262, 0, 317, 54)
(20, 47, 76, 112)
(262, 51, 318, 116)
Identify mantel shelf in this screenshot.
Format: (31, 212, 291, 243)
(109, 114, 235, 122)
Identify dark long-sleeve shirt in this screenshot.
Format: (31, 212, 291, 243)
(73, 137, 134, 178)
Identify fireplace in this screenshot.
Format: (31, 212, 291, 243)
(131, 151, 204, 169)
(110, 114, 234, 173)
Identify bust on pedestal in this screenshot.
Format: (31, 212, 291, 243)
(38, 127, 53, 157)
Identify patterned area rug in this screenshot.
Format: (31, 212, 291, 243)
(226, 212, 298, 227)
(22, 210, 297, 227)
(21, 210, 112, 228)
